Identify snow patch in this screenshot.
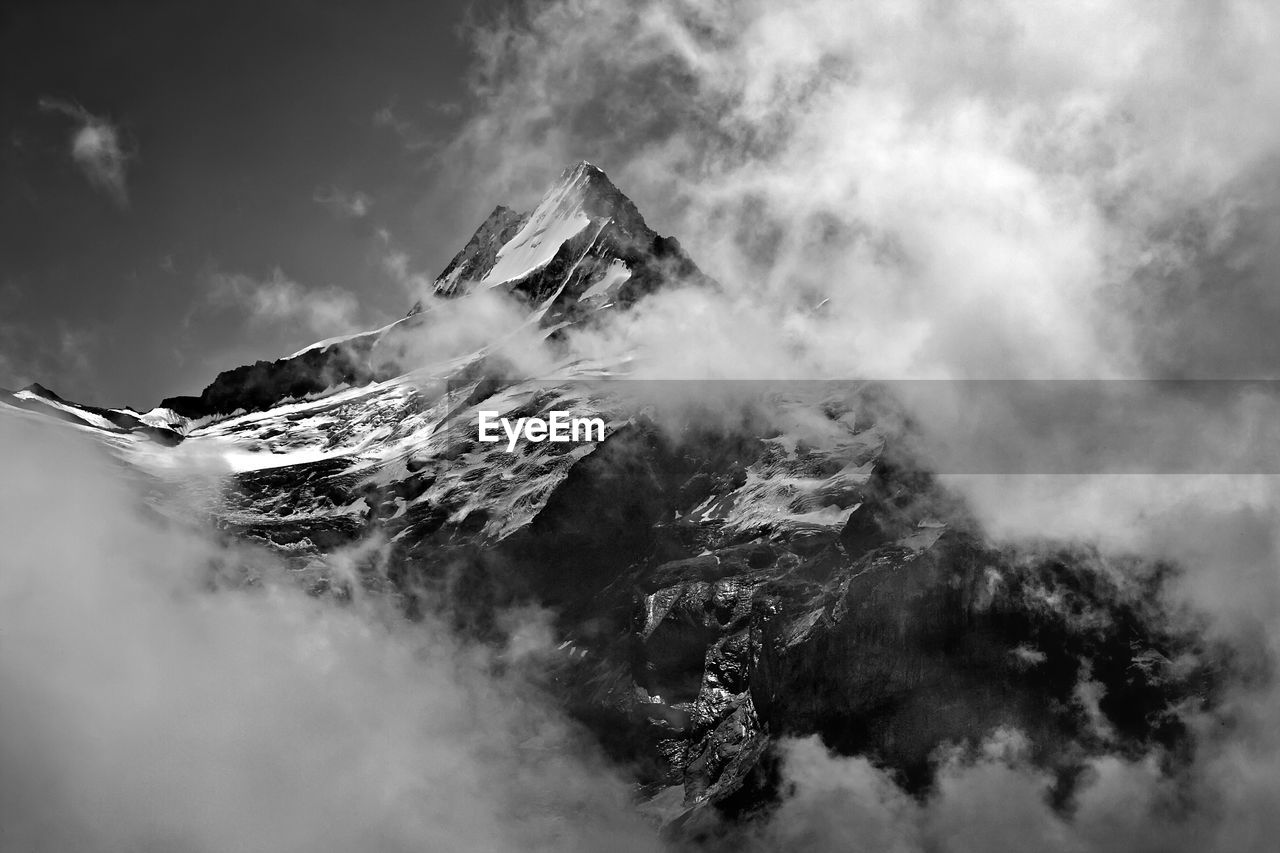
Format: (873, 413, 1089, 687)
(14, 390, 121, 432)
(480, 167, 599, 286)
(581, 259, 631, 301)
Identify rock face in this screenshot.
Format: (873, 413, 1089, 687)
(2, 162, 1219, 834)
(429, 161, 709, 318)
(157, 162, 708, 422)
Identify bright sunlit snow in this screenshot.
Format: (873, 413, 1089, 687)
(479, 166, 598, 286)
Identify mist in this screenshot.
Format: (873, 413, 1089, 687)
(412, 1, 1280, 848)
(0, 413, 660, 853)
(7, 0, 1280, 848)
(435, 0, 1280, 382)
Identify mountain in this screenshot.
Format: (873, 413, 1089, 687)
(1, 163, 1220, 836)
(157, 162, 708, 422)
(429, 161, 707, 315)
(0, 381, 184, 444)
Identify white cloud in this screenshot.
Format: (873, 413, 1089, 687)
(0, 413, 662, 852)
(0, 281, 96, 393)
(313, 186, 374, 219)
(373, 99, 441, 151)
(416, 3, 1280, 846)
(731, 728, 1275, 853)
(207, 268, 361, 337)
(38, 96, 133, 208)
(374, 228, 434, 296)
(438, 0, 1280, 382)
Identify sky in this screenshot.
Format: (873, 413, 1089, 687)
(9, 1, 1279, 412)
(0, 0, 516, 408)
(5, 2, 1280, 849)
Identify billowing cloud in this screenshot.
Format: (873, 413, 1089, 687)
(207, 267, 362, 337)
(0, 412, 662, 852)
(436, 0, 1280, 383)
(724, 715, 1280, 853)
(38, 96, 133, 208)
(313, 185, 374, 219)
(416, 1, 1280, 847)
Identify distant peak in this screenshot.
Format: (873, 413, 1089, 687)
(20, 382, 66, 403)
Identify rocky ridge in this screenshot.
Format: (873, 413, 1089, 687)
(0, 162, 1222, 837)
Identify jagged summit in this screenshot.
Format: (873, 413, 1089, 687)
(433, 160, 644, 296)
(547, 160, 649, 234)
(429, 160, 706, 317)
(158, 161, 707, 419)
(20, 382, 67, 403)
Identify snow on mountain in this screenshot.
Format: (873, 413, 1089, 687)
(285, 317, 411, 359)
(427, 161, 707, 318)
(431, 205, 528, 297)
(479, 165, 596, 286)
(2, 162, 1219, 837)
(579, 258, 631, 303)
(14, 387, 124, 432)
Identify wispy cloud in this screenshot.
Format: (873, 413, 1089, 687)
(206, 268, 360, 337)
(372, 99, 439, 151)
(374, 228, 431, 294)
(373, 101, 413, 135)
(0, 279, 97, 393)
(37, 96, 132, 208)
(313, 186, 373, 219)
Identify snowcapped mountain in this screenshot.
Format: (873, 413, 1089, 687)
(429, 161, 705, 313)
(0, 163, 1219, 833)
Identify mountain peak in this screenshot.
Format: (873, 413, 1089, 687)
(423, 159, 705, 318)
(565, 158, 602, 177)
(432, 161, 650, 297)
(546, 160, 647, 233)
(20, 382, 66, 403)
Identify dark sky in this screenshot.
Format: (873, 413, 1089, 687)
(0, 0, 504, 408)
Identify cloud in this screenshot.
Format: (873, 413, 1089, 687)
(38, 96, 133, 208)
(0, 410, 662, 853)
(418, 1, 1280, 846)
(373, 99, 437, 152)
(373, 101, 413, 135)
(374, 227, 442, 297)
(206, 268, 362, 337)
(313, 186, 374, 219)
(0, 282, 97, 393)
(719, 721, 1280, 853)
(433, 0, 1280, 635)
(436, 0, 1280, 383)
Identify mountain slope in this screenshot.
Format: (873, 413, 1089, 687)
(4, 163, 1222, 836)
(430, 161, 708, 316)
(157, 162, 705, 423)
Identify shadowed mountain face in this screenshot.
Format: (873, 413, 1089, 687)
(430, 161, 707, 314)
(1, 163, 1224, 837)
